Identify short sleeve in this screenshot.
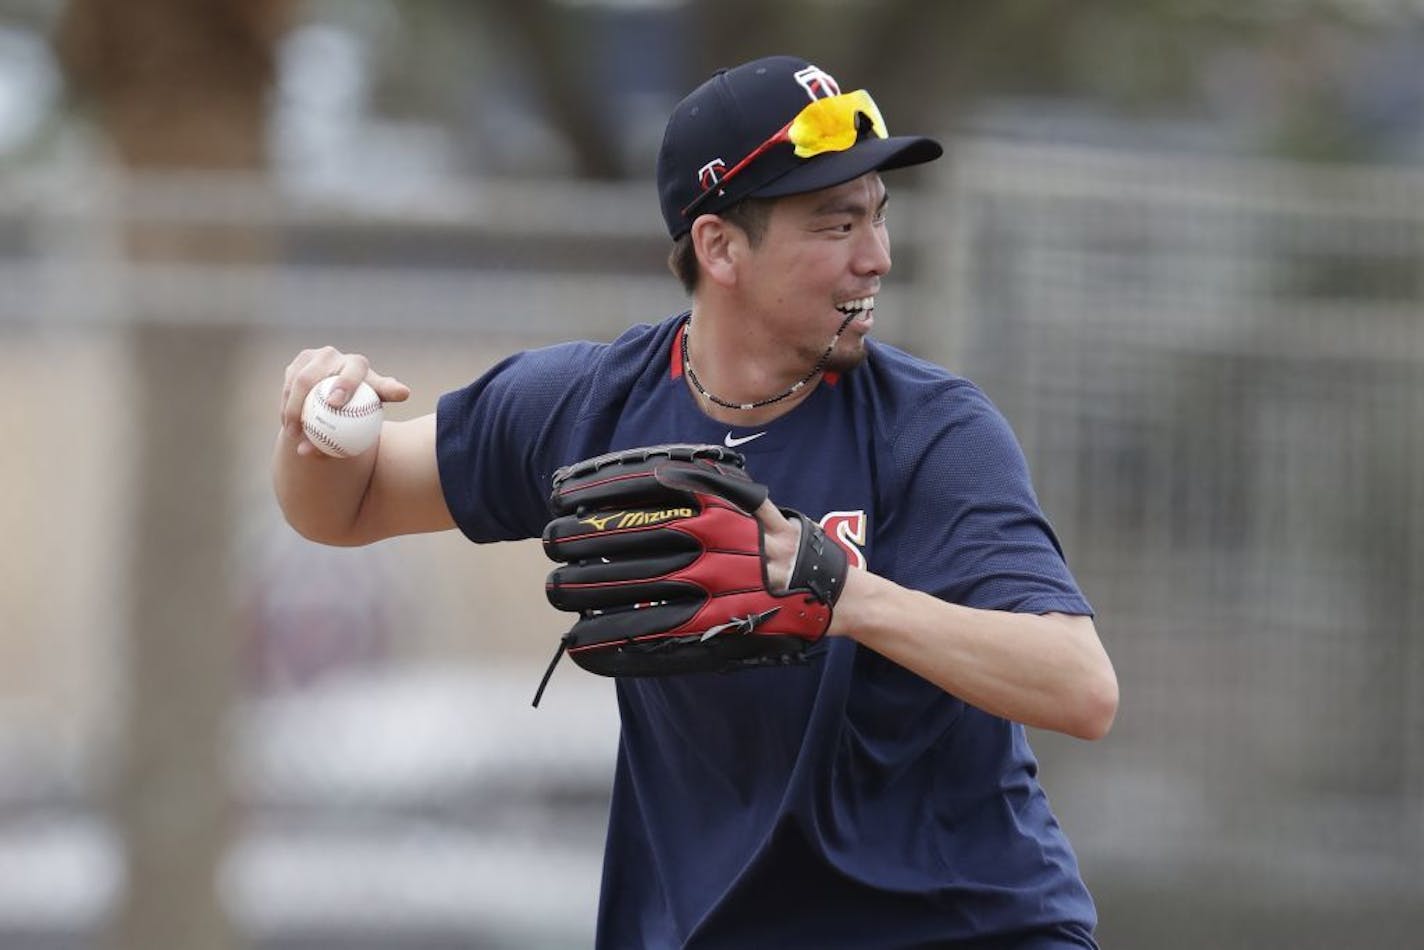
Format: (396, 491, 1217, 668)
(436, 341, 601, 543)
(888, 382, 1092, 616)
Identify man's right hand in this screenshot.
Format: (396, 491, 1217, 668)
(280, 346, 411, 458)
(273, 347, 450, 546)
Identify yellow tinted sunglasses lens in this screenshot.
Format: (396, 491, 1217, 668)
(787, 90, 888, 158)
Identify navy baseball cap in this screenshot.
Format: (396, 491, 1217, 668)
(657, 55, 943, 239)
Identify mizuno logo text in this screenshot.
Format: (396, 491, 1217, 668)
(580, 508, 694, 531)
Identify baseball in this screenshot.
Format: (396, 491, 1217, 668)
(301, 377, 384, 458)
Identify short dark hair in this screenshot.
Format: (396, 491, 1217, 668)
(667, 197, 778, 295)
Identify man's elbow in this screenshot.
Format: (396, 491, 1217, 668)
(275, 495, 369, 548)
(290, 521, 369, 547)
(1068, 669, 1119, 741)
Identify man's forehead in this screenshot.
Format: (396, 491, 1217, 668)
(799, 173, 887, 213)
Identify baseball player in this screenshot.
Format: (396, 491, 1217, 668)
(275, 55, 1118, 949)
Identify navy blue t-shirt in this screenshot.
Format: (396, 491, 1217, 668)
(437, 314, 1099, 949)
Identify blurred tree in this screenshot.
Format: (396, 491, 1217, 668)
(476, 0, 1092, 177)
(683, 0, 1083, 133)
(490, 0, 627, 179)
(0, 0, 62, 26)
(364, 0, 1393, 177)
(53, 2, 294, 949)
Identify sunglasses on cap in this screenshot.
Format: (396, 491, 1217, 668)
(680, 89, 888, 219)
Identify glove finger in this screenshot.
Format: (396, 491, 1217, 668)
(551, 466, 693, 515)
(545, 501, 753, 551)
(653, 460, 768, 514)
(549, 447, 764, 516)
(548, 551, 699, 586)
(543, 502, 759, 565)
(564, 598, 820, 678)
(546, 567, 704, 612)
(543, 512, 702, 561)
(551, 444, 741, 493)
(566, 601, 702, 648)
(571, 631, 813, 679)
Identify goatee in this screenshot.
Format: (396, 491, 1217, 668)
(826, 340, 869, 374)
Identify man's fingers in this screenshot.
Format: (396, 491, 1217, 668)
(321, 354, 372, 408)
(280, 348, 316, 423)
(279, 347, 406, 443)
(754, 499, 792, 531)
(281, 347, 346, 432)
(325, 367, 409, 411)
(755, 500, 802, 593)
(366, 371, 411, 404)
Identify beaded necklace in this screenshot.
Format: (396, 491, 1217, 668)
(680, 312, 856, 411)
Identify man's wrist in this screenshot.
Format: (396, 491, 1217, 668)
(826, 565, 880, 639)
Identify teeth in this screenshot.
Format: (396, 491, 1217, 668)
(836, 295, 875, 315)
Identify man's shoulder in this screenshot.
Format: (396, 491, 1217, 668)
(480, 314, 682, 402)
(595, 313, 686, 378)
(521, 314, 681, 383)
(858, 340, 990, 419)
(517, 315, 676, 367)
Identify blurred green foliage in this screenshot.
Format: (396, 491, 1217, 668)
(3, 0, 1419, 175)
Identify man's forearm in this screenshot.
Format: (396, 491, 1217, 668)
(272, 425, 381, 546)
(830, 570, 1118, 740)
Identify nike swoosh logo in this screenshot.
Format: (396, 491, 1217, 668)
(724, 431, 768, 448)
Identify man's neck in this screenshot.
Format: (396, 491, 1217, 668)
(681, 304, 822, 427)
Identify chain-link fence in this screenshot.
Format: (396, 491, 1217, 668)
(1, 141, 1421, 947)
(939, 141, 1424, 948)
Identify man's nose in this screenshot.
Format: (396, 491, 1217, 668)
(855, 224, 892, 277)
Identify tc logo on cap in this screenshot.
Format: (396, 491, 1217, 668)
(689, 66, 839, 192)
(697, 158, 726, 190)
(794, 65, 841, 101)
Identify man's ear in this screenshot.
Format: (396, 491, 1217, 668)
(690, 215, 744, 288)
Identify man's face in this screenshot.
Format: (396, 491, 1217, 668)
(737, 172, 891, 374)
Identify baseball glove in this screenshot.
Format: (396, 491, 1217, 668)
(533, 444, 848, 705)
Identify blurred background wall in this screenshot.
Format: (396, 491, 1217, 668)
(0, 1, 1421, 948)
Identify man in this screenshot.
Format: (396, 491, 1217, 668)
(275, 55, 1118, 949)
